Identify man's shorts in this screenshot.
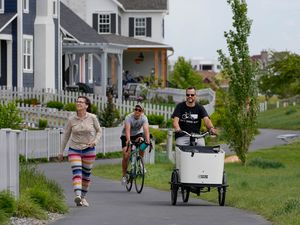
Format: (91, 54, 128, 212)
(120, 133, 144, 148)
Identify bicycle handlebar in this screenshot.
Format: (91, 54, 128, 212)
(180, 130, 210, 138)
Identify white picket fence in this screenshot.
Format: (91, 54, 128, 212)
(0, 86, 215, 123)
(0, 129, 20, 198)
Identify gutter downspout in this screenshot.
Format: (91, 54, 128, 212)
(17, 0, 23, 88)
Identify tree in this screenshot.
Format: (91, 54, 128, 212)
(217, 0, 258, 165)
(169, 57, 205, 89)
(258, 51, 300, 98)
(97, 94, 121, 127)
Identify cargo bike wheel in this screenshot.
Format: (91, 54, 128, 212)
(181, 186, 190, 203)
(218, 171, 227, 206)
(170, 170, 179, 205)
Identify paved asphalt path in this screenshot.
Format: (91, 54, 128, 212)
(38, 129, 300, 225)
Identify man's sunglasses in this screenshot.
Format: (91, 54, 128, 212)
(186, 94, 195, 97)
(134, 108, 142, 112)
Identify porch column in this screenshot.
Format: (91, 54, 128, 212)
(117, 53, 123, 100)
(101, 52, 108, 96)
(154, 50, 159, 85)
(7, 40, 13, 88)
(161, 49, 167, 88)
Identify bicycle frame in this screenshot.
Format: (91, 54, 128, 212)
(125, 142, 145, 193)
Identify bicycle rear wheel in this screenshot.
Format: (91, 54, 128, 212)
(135, 156, 145, 193)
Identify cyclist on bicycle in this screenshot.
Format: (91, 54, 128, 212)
(172, 86, 217, 146)
(120, 104, 151, 185)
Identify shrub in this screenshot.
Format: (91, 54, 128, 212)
(15, 195, 47, 220)
(38, 119, 48, 129)
(98, 96, 121, 127)
(16, 98, 40, 106)
(247, 157, 285, 169)
(147, 114, 165, 127)
(198, 98, 209, 105)
(150, 128, 167, 145)
(285, 108, 297, 115)
(0, 102, 23, 129)
(91, 104, 99, 114)
(63, 103, 76, 111)
(46, 101, 64, 110)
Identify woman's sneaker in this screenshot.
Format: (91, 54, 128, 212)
(74, 196, 82, 206)
(81, 198, 89, 207)
(121, 176, 127, 185)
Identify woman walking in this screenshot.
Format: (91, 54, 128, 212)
(58, 96, 102, 207)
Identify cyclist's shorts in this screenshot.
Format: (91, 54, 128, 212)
(120, 133, 144, 148)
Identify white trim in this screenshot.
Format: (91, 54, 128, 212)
(98, 13, 111, 34)
(23, 35, 33, 73)
(0, 0, 4, 13)
(52, 0, 58, 18)
(0, 14, 18, 33)
(23, 0, 29, 13)
(0, 34, 13, 40)
(6, 40, 13, 87)
(60, 27, 80, 43)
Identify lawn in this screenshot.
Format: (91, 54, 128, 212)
(93, 141, 300, 225)
(258, 105, 300, 130)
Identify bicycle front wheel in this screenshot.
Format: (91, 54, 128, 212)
(135, 156, 145, 193)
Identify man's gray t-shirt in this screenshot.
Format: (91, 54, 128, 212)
(121, 113, 148, 136)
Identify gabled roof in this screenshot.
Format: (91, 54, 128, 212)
(60, 3, 107, 44)
(60, 2, 172, 49)
(116, 0, 167, 11)
(0, 13, 18, 33)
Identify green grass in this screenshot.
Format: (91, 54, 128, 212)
(0, 163, 68, 223)
(258, 105, 300, 129)
(93, 142, 300, 225)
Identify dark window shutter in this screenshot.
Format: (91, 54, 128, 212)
(129, 17, 134, 37)
(92, 13, 98, 32)
(146, 17, 152, 37)
(118, 15, 121, 35)
(162, 19, 165, 38)
(110, 13, 116, 34)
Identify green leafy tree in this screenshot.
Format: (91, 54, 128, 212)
(217, 0, 258, 165)
(258, 51, 300, 98)
(169, 56, 205, 89)
(98, 95, 121, 127)
(0, 102, 23, 129)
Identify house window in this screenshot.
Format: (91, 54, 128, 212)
(135, 18, 146, 36)
(23, 37, 33, 73)
(52, 0, 57, 18)
(23, 0, 29, 13)
(98, 14, 110, 33)
(88, 54, 93, 83)
(0, 0, 4, 13)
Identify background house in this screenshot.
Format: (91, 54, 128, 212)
(1, 0, 173, 99)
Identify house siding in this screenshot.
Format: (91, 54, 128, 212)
(0, 22, 12, 34)
(4, 0, 17, 13)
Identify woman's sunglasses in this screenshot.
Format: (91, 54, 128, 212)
(134, 108, 142, 112)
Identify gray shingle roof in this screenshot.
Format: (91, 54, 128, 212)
(60, 3, 171, 49)
(60, 3, 107, 43)
(117, 0, 167, 10)
(0, 13, 17, 32)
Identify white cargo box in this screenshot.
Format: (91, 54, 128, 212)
(175, 146, 225, 184)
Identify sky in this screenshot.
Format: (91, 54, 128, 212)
(164, 0, 300, 61)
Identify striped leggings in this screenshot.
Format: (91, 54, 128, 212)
(68, 147, 96, 197)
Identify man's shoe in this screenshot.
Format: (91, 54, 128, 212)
(74, 196, 82, 206)
(81, 198, 89, 207)
(121, 176, 127, 185)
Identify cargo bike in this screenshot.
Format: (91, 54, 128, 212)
(170, 131, 228, 206)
